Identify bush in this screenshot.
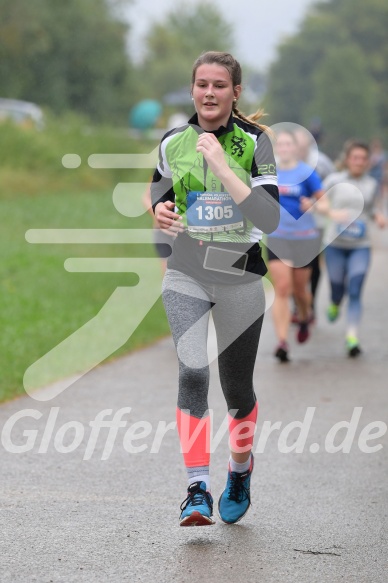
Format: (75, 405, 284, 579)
(0, 112, 157, 197)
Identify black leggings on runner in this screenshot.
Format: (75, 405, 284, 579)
(161, 269, 266, 420)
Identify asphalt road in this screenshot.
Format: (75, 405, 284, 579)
(1, 229, 387, 583)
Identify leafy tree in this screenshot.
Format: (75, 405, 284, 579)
(137, 2, 234, 101)
(265, 0, 388, 151)
(0, 0, 134, 121)
(265, 9, 348, 124)
(309, 44, 377, 155)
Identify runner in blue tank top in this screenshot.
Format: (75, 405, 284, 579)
(265, 129, 324, 362)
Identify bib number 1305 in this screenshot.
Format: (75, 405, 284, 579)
(196, 205, 233, 221)
(186, 191, 244, 233)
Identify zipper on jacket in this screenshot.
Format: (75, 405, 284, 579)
(203, 156, 208, 192)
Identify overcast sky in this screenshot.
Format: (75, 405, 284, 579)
(125, 0, 318, 70)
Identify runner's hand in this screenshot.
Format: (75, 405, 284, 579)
(374, 211, 386, 229)
(154, 201, 184, 236)
(300, 196, 314, 212)
(196, 133, 228, 177)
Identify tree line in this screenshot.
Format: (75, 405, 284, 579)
(265, 0, 387, 155)
(0, 0, 387, 155)
(0, 0, 136, 121)
(0, 0, 233, 123)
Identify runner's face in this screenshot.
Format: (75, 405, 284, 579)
(192, 64, 240, 131)
(275, 132, 298, 165)
(295, 130, 311, 161)
(346, 148, 369, 177)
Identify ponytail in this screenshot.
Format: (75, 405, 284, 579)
(232, 104, 273, 137)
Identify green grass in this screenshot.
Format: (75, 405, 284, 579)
(0, 113, 156, 196)
(0, 117, 171, 403)
(1, 189, 170, 403)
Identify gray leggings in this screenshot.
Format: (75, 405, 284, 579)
(162, 269, 266, 420)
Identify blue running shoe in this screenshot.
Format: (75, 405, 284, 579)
(179, 481, 215, 526)
(218, 455, 254, 524)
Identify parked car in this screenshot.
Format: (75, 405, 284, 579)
(0, 98, 44, 129)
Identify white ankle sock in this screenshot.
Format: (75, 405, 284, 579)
(187, 466, 210, 491)
(229, 454, 251, 474)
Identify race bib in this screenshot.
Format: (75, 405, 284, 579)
(186, 191, 245, 233)
(337, 219, 366, 240)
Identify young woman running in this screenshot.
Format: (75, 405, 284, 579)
(320, 141, 386, 356)
(265, 130, 323, 363)
(151, 51, 279, 526)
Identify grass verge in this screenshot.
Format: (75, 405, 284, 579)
(1, 116, 170, 402)
(1, 189, 170, 402)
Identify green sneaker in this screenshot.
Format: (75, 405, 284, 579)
(327, 303, 340, 322)
(346, 335, 361, 358)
